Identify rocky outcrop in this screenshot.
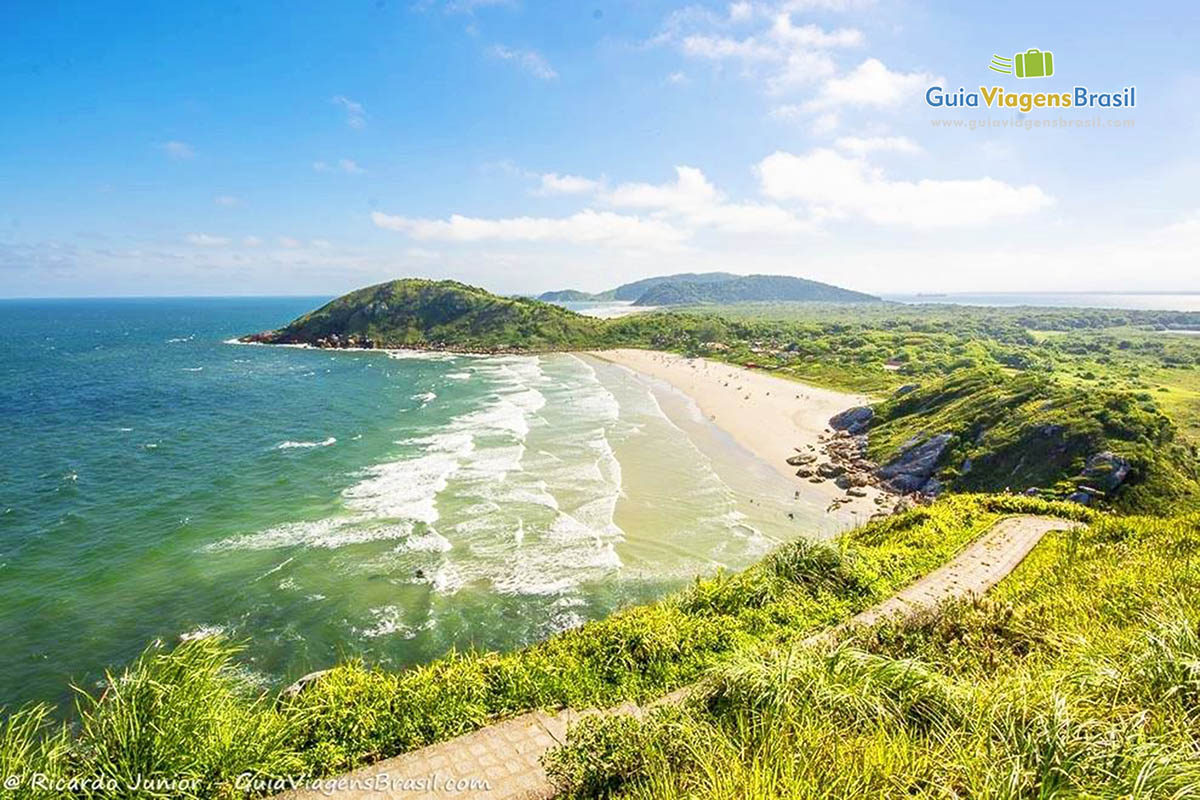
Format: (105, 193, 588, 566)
(876, 433, 954, 495)
(1080, 451, 1131, 492)
(829, 406, 874, 435)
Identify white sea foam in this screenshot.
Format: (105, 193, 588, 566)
(180, 625, 225, 642)
(275, 437, 337, 450)
(400, 529, 453, 553)
(412, 391, 437, 405)
(359, 606, 435, 639)
(343, 431, 474, 524)
(166, 335, 194, 343)
(206, 518, 417, 551)
(181, 366, 203, 372)
(445, 372, 471, 380)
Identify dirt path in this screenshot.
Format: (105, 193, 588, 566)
(275, 515, 1079, 800)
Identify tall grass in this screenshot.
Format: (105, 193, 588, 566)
(545, 509, 1200, 799)
(0, 494, 1090, 796)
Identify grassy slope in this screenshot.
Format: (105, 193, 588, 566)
(545, 509, 1200, 799)
(0, 496, 1089, 798)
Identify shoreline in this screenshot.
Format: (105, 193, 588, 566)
(586, 349, 894, 521)
(230, 338, 897, 521)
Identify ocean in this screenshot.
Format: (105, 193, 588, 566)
(0, 297, 826, 710)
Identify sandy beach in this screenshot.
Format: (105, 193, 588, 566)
(587, 349, 891, 521)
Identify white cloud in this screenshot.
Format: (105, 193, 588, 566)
(810, 111, 840, 135)
(604, 166, 811, 235)
(536, 173, 601, 195)
(159, 141, 194, 160)
(770, 14, 863, 48)
(214, 195, 241, 206)
(278, 236, 302, 248)
(243, 236, 263, 247)
(834, 135, 922, 155)
(660, 10, 860, 93)
(604, 166, 721, 211)
(665, 71, 689, 85)
(757, 148, 1052, 228)
(487, 45, 557, 80)
(185, 233, 229, 247)
(312, 161, 331, 172)
(371, 209, 686, 249)
(331, 95, 367, 128)
(805, 58, 938, 110)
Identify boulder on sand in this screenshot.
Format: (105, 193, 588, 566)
(817, 462, 847, 479)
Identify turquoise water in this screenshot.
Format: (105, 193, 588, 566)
(0, 298, 823, 710)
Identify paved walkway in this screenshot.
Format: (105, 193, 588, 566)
(276, 515, 1078, 800)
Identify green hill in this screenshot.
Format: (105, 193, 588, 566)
(537, 289, 598, 302)
(537, 272, 877, 306)
(244, 279, 601, 351)
(864, 368, 1200, 512)
(632, 274, 878, 306)
(605, 272, 740, 301)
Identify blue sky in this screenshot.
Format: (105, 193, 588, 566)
(1, 0, 1198, 297)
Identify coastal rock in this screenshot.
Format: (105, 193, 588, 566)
(1081, 451, 1132, 492)
(894, 384, 919, 397)
(847, 487, 868, 497)
(1067, 491, 1093, 506)
(817, 462, 846, 479)
(785, 453, 817, 466)
(794, 467, 814, 478)
(829, 406, 874, 435)
(876, 433, 954, 494)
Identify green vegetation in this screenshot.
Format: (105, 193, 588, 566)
(536, 272, 877, 306)
(544, 509, 1200, 799)
(867, 368, 1200, 512)
(538, 272, 740, 302)
(631, 274, 877, 306)
(251, 279, 603, 351)
(0, 496, 1088, 797)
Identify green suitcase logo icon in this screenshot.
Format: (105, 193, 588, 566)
(1015, 48, 1053, 78)
(988, 49, 1055, 78)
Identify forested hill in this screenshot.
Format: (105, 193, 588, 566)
(632, 274, 878, 305)
(536, 272, 877, 305)
(242, 279, 602, 351)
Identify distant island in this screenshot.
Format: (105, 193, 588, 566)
(537, 271, 879, 306)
